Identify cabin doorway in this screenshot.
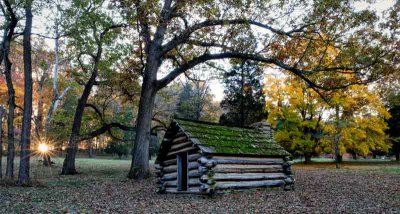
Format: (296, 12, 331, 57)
(177, 152, 188, 191)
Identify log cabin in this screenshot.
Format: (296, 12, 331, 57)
(155, 118, 294, 194)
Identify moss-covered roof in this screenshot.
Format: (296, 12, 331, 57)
(173, 119, 290, 157)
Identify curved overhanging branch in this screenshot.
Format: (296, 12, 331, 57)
(78, 122, 137, 142)
(156, 52, 354, 91)
(80, 103, 136, 142)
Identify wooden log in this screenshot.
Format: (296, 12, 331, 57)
(166, 146, 198, 158)
(206, 179, 216, 185)
(282, 162, 293, 175)
(161, 173, 188, 181)
(214, 164, 283, 169)
(164, 179, 202, 187)
(172, 135, 187, 143)
(209, 173, 286, 181)
(155, 170, 162, 177)
(211, 158, 284, 165)
(200, 183, 216, 195)
(188, 179, 203, 187)
(198, 156, 209, 164)
(214, 166, 283, 174)
(164, 181, 177, 187)
(162, 169, 202, 181)
(163, 165, 177, 174)
(162, 153, 201, 166)
(188, 153, 202, 161)
(189, 162, 200, 170)
(169, 138, 190, 147)
(284, 176, 294, 184)
(163, 162, 199, 174)
(162, 158, 177, 166)
(198, 165, 214, 173)
(162, 173, 177, 181)
(162, 138, 172, 143)
(162, 162, 200, 175)
(164, 188, 202, 194)
(170, 141, 192, 151)
(198, 157, 217, 168)
(216, 180, 285, 190)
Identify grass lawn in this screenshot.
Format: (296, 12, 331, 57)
(1, 156, 400, 213)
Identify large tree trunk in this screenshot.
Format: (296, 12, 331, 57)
(127, 0, 173, 179)
(336, 154, 343, 163)
(0, 106, 5, 178)
(61, 63, 98, 175)
(304, 154, 312, 164)
(127, 55, 161, 179)
(351, 151, 357, 160)
(62, 121, 80, 175)
(128, 81, 156, 179)
(2, 6, 18, 178)
(334, 106, 341, 169)
(18, 3, 33, 186)
(4, 43, 16, 179)
(334, 140, 341, 169)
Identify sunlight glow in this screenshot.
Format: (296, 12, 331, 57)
(38, 143, 50, 154)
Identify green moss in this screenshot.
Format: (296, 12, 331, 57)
(183, 127, 267, 139)
(177, 120, 262, 135)
(210, 146, 289, 156)
(191, 137, 282, 149)
(175, 119, 290, 157)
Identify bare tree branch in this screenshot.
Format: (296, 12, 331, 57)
(161, 19, 316, 55)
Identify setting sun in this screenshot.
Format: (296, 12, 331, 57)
(38, 143, 49, 154)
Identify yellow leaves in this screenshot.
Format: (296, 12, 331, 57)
(265, 72, 391, 157)
(275, 131, 291, 143)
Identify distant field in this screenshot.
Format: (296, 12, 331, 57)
(294, 160, 400, 174)
(293, 157, 393, 163)
(1, 156, 399, 213)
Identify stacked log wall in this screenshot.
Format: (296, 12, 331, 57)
(198, 155, 294, 193)
(156, 131, 202, 193)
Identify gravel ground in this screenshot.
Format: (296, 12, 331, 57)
(1, 165, 400, 214)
